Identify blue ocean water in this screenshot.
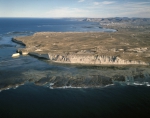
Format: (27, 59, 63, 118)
(0, 18, 115, 35)
(0, 18, 150, 118)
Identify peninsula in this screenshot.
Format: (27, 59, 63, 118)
(12, 18, 150, 65)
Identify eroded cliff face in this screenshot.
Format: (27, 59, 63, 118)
(48, 53, 148, 65)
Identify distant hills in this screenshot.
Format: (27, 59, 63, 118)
(82, 17, 150, 24)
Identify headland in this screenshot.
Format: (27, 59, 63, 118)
(12, 17, 150, 65)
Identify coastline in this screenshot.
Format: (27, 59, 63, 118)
(0, 18, 150, 90)
(12, 31, 150, 66)
(12, 38, 26, 46)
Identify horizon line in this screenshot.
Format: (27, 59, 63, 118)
(1, 16, 150, 19)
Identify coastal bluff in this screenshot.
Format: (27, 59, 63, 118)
(12, 32, 150, 65)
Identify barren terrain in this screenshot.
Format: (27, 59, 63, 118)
(13, 18, 150, 65)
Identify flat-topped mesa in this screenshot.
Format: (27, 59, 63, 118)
(12, 32, 150, 65)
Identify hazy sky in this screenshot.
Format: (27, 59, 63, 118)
(0, 0, 150, 18)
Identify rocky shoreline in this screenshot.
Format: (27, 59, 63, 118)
(1, 18, 150, 91)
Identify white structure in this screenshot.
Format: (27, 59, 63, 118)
(12, 53, 20, 57)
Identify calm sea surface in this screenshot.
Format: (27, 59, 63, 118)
(0, 18, 150, 118)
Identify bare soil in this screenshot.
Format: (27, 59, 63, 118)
(14, 29, 150, 63)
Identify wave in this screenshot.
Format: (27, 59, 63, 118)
(35, 75, 150, 89)
(48, 81, 150, 89)
(56, 86, 83, 89)
(0, 77, 150, 92)
(0, 64, 150, 91)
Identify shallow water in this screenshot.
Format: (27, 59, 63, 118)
(0, 18, 150, 117)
